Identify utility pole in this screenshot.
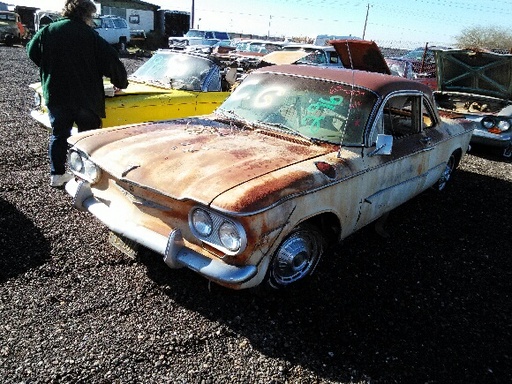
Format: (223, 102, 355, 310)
(190, 0, 195, 29)
(362, 3, 370, 39)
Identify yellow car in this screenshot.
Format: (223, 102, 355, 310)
(30, 49, 231, 129)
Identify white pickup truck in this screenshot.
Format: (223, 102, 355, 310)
(93, 15, 130, 51)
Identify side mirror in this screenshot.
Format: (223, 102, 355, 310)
(369, 134, 393, 156)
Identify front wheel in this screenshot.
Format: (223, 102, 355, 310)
(433, 153, 456, 191)
(267, 224, 324, 289)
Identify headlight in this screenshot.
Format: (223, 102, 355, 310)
(69, 150, 84, 172)
(497, 119, 511, 132)
(481, 116, 495, 129)
(481, 116, 511, 133)
(188, 207, 246, 255)
(67, 149, 101, 183)
(33, 92, 41, 107)
(191, 209, 213, 236)
(219, 221, 242, 252)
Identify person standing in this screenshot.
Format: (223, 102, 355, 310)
(26, 0, 128, 187)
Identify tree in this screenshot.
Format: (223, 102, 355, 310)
(455, 26, 512, 51)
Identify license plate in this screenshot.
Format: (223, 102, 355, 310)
(108, 231, 139, 259)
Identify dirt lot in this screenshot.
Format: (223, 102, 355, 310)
(0, 45, 511, 383)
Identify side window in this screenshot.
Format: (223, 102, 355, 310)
(328, 52, 339, 64)
(421, 98, 436, 129)
(113, 18, 127, 29)
(382, 95, 422, 138)
(103, 18, 114, 28)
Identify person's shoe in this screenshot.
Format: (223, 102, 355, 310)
(50, 173, 73, 188)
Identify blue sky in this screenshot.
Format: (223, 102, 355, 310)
(12, 0, 512, 48)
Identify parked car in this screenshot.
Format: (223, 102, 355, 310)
(30, 50, 231, 130)
(281, 44, 342, 67)
(0, 10, 25, 46)
(169, 29, 230, 48)
(261, 39, 391, 75)
(433, 48, 512, 157)
(389, 45, 448, 89)
(63, 63, 473, 290)
(93, 15, 130, 51)
(230, 39, 287, 59)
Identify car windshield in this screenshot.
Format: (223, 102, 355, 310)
(129, 51, 221, 91)
(217, 72, 377, 145)
(185, 30, 204, 38)
(0, 12, 17, 21)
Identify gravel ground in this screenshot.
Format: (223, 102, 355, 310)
(0, 44, 511, 383)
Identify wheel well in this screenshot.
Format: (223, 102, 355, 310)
(452, 148, 463, 168)
(300, 212, 340, 244)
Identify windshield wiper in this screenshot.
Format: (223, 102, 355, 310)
(214, 109, 253, 129)
(215, 109, 247, 122)
(257, 121, 316, 143)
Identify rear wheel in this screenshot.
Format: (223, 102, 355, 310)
(117, 37, 127, 52)
(267, 224, 324, 289)
(433, 153, 456, 191)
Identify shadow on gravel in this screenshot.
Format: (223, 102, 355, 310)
(0, 197, 50, 283)
(138, 168, 511, 383)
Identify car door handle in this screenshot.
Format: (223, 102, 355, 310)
(420, 136, 432, 146)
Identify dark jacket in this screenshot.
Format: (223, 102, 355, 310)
(26, 17, 128, 118)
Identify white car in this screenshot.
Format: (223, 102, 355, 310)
(93, 15, 130, 50)
(169, 29, 230, 48)
(282, 44, 342, 67)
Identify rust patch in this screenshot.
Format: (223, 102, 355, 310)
(230, 170, 311, 213)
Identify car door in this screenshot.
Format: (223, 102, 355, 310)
(353, 92, 439, 230)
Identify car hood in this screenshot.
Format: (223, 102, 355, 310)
(30, 80, 187, 97)
(259, 50, 310, 65)
(105, 80, 184, 96)
(330, 39, 391, 74)
(69, 117, 334, 209)
(435, 48, 512, 100)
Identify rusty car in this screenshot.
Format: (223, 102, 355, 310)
(30, 49, 231, 130)
(0, 10, 25, 46)
(433, 48, 512, 157)
(64, 64, 473, 290)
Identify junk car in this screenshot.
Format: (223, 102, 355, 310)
(30, 50, 231, 130)
(0, 10, 24, 46)
(64, 64, 473, 290)
(169, 29, 230, 48)
(433, 48, 512, 157)
(281, 44, 342, 67)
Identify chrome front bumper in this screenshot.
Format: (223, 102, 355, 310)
(30, 109, 51, 130)
(65, 178, 258, 286)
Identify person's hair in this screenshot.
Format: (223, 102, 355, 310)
(62, 0, 97, 21)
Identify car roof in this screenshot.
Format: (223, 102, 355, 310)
(253, 65, 434, 98)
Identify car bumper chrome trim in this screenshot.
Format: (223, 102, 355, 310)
(30, 109, 51, 130)
(65, 178, 258, 285)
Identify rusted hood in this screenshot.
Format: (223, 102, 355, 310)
(330, 39, 391, 74)
(435, 48, 512, 100)
(69, 118, 333, 206)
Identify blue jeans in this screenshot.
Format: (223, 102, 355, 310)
(48, 106, 102, 175)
